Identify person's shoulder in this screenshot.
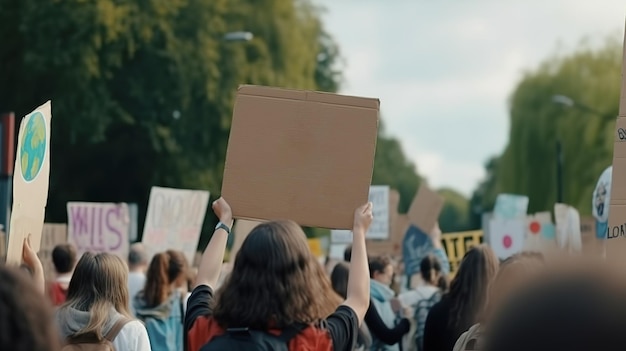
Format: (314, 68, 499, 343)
(119, 319, 148, 338)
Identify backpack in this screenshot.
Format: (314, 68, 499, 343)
(414, 291, 442, 351)
(62, 318, 131, 351)
(199, 324, 306, 351)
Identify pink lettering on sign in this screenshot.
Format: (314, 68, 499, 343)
(68, 203, 129, 258)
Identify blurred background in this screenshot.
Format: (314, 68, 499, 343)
(0, 0, 625, 247)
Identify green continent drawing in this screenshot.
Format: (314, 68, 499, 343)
(19, 111, 46, 182)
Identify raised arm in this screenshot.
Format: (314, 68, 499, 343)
(195, 197, 233, 290)
(22, 235, 45, 295)
(342, 202, 373, 324)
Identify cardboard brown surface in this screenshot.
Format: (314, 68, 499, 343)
(407, 184, 444, 233)
(6, 101, 52, 264)
(38, 224, 68, 280)
(222, 85, 379, 229)
(606, 23, 626, 265)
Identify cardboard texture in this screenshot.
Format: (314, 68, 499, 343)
(68, 202, 130, 259)
(230, 219, 262, 262)
(142, 187, 210, 264)
(407, 184, 444, 234)
(38, 224, 68, 280)
(607, 23, 626, 264)
(580, 216, 602, 256)
(6, 101, 52, 264)
(524, 212, 556, 252)
(221, 85, 379, 229)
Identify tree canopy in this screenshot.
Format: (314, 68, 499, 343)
(470, 36, 621, 216)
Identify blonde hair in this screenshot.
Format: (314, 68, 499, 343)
(62, 252, 131, 338)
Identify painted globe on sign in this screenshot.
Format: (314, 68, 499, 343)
(19, 111, 46, 182)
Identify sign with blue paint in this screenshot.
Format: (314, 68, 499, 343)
(402, 224, 434, 277)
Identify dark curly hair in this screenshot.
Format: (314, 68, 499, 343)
(212, 220, 343, 329)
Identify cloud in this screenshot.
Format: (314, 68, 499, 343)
(316, 0, 625, 196)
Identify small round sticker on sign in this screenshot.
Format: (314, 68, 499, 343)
(529, 221, 541, 235)
(502, 235, 513, 249)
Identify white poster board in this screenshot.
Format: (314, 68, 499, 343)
(142, 186, 210, 264)
(367, 185, 390, 239)
(489, 218, 525, 259)
(331, 229, 353, 243)
(67, 202, 130, 259)
(6, 101, 52, 264)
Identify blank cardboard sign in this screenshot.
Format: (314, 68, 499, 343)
(607, 24, 626, 266)
(407, 184, 444, 234)
(222, 85, 379, 229)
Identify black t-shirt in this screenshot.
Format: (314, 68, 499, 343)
(185, 284, 359, 351)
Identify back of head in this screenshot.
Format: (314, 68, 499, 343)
(0, 266, 61, 351)
(485, 261, 626, 351)
(213, 220, 342, 329)
(420, 254, 443, 285)
(143, 250, 188, 307)
(483, 252, 545, 322)
(52, 244, 77, 274)
(128, 243, 147, 270)
(344, 245, 352, 262)
(64, 252, 130, 335)
(447, 244, 499, 332)
(330, 262, 350, 299)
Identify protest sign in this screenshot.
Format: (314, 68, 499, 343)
(493, 194, 529, 220)
(222, 85, 379, 229)
(489, 218, 525, 260)
(67, 202, 130, 259)
(367, 186, 390, 239)
(6, 101, 52, 264)
(39, 224, 68, 279)
(142, 186, 210, 263)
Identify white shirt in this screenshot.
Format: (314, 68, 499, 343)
(111, 320, 152, 351)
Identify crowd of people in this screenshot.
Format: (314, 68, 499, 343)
(2, 198, 626, 351)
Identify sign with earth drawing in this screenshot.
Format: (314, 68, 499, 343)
(6, 101, 52, 264)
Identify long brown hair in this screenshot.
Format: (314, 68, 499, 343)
(0, 266, 61, 351)
(212, 220, 343, 329)
(143, 250, 188, 307)
(330, 262, 350, 299)
(63, 252, 131, 338)
(446, 244, 499, 332)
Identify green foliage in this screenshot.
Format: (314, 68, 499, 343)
(0, 0, 342, 246)
(438, 188, 471, 233)
(474, 36, 621, 216)
(372, 121, 422, 213)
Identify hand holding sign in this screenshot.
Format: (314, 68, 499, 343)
(213, 197, 233, 227)
(354, 202, 374, 234)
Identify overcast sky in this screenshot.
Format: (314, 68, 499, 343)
(315, 0, 625, 197)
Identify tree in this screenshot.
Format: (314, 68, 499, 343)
(0, 0, 342, 244)
(372, 121, 422, 214)
(438, 188, 471, 233)
(482, 36, 621, 215)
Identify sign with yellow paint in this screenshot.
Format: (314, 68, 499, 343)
(307, 238, 323, 258)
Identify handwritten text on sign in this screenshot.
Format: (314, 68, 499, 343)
(367, 186, 390, 240)
(67, 202, 130, 258)
(142, 187, 210, 263)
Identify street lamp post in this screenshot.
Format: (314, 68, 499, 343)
(551, 94, 605, 204)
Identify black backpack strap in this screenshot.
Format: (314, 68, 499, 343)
(276, 323, 307, 343)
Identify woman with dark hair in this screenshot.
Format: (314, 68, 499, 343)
(452, 252, 545, 351)
(134, 250, 189, 351)
(423, 244, 499, 351)
(185, 198, 373, 351)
